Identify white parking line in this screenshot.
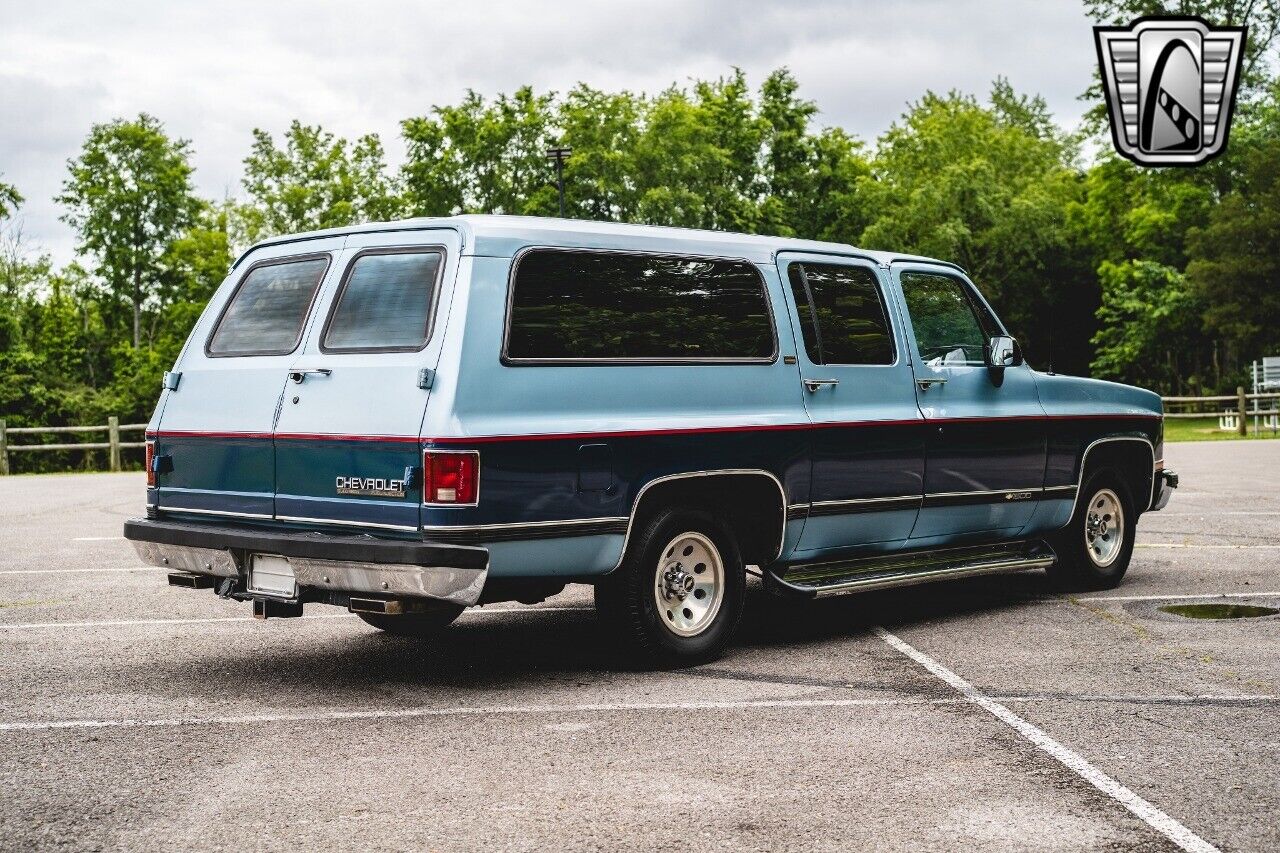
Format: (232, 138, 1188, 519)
(1137, 543, 1280, 549)
(0, 605, 592, 630)
(0, 567, 165, 576)
(1157, 511, 1280, 517)
(0, 693, 1270, 734)
(875, 626, 1219, 853)
(1077, 591, 1280, 602)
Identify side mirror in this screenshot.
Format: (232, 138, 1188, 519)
(987, 335, 1022, 368)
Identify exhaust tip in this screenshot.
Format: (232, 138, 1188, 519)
(348, 597, 416, 615)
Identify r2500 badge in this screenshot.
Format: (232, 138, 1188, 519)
(335, 476, 406, 498)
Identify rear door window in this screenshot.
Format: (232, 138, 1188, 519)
(787, 263, 894, 365)
(207, 255, 330, 356)
(505, 249, 776, 362)
(322, 249, 443, 352)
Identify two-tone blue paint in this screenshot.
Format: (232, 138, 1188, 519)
(147, 216, 1166, 581)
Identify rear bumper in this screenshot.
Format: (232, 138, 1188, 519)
(1151, 469, 1179, 511)
(123, 518, 489, 606)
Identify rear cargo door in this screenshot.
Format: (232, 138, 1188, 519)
(154, 239, 343, 520)
(272, 230, 460, 532)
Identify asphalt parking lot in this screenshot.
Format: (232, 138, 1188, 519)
(2, 441, 1278, 852)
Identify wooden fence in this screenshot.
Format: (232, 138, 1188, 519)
(0, 418, 147, 475)
(1161, 386, 1280, 436)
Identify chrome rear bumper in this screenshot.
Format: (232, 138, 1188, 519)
(124, 518, 488, 606)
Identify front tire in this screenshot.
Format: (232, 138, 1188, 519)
(595, 508, 745, 667)
(1047, 469, 1137, 591)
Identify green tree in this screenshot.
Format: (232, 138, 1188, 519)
(237, 120, 401, 243)
(57, 113, 201, 348)
(1186, 87, 1280, 364)
(858, 82, 1087, 370)
(0, 178, 22, 220)
(556, 84, 644, 221)
(401, 87, 556, 217)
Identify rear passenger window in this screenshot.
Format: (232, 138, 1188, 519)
(787, 263, 894, 365)
(322, 250, 443, 352)
(505, 250, 776, 362)
(207, 256, 329, 356)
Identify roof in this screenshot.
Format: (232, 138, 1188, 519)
(233, 214, 963, 273)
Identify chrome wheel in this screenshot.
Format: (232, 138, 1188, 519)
(653, 531, 725, 637)
(1085, 488, 1124, 568)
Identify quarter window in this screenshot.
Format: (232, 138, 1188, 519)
(505, 250, 775, 361)
(323, 250, 443, 352)
(787, 263, 894, 365)
(899, 271, 998, 366)
(207, 256, 329, 356)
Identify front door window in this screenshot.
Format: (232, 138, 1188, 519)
(899, 271, 997, 367)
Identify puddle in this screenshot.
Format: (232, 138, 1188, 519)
(1159, 603, 1279, 620)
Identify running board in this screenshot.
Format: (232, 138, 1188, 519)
(768, 541, 1056, 598)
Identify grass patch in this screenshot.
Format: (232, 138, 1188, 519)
(1164, 416, 1280, 442)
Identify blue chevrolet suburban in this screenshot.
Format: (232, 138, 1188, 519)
(124, 216, 1177, 664)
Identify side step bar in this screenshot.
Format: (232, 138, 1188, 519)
(768, 541, 1056, 598)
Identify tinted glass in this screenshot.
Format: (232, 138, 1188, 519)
(207, 257, 328, 356)
(787, 263, 893, 365)
(323, 251, 442, 351)
(899, 271, 992, 365)
(507, 250, 775, 360)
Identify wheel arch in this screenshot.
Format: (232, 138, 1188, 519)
(613, 470, 787, 572)
(1073, 435, 1156, 519)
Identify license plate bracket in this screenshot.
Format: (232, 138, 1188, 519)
(249, 554, 297, 599)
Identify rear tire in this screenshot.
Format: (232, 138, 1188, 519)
(595, 508, 745, 667)
(1047, 468, 1137, 591)
(357, 602, 464, 637)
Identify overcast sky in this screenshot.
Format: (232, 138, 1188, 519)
(1, 0, 1102, 263)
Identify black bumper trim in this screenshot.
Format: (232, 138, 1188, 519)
(123, 518, 487, 571)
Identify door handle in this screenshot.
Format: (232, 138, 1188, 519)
(916, 377, 947, 391)
(289, 368, 332, 383)
(803, 378, 840, 392)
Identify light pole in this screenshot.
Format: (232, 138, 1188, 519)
(545, 146, 572, 218)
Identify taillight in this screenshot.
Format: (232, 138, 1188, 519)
(145, 440, 156, 487)
(423, 450, 479, 505)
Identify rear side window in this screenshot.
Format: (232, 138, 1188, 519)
(322, 250, 443, 352)
(787, 263, 894, 365)
(505, 249, 776, 362)
(207, 256, 329, 356)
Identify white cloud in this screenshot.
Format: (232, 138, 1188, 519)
(0, 0, 1099, 264)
